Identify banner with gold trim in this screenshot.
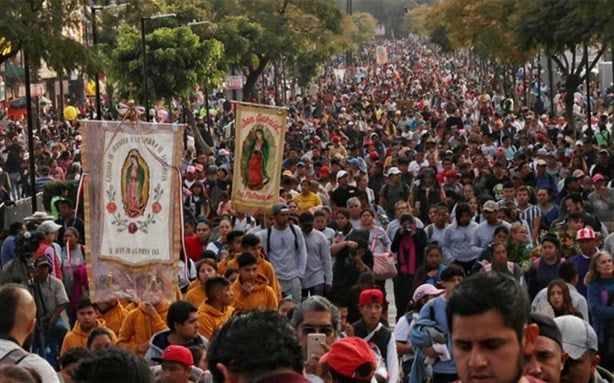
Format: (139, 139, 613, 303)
(81, 117, 184, 303)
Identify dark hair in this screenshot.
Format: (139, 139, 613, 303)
(0, 365, 40, 383)
(167, 301, 198, 331)
(455, 202, 472, 222)
(73, 348, 154, 383)
(440, 264, 465, 281)
(241, 233, 261, 248)
(558, 262, 578, 283)
(205, 276, 231, 300)
(502, 181, 515, 189)
(567, 212, 584, 222)
(201, 250, 217, 261)
(226, 230, 244, 244)
(8, 222, 23, 236)
(493, 225, 510, 238)
(446, 272, 530, 342)
(237, 252, 258, 268)
(328, 365, 373, 383)
(60, 347, 90, 368)
(565, 192, 583, 205)
(547, 279, 578, 317)
(76, 297, 94, 313)
(195, 258, 218, 275)
(335, 208, 350, 219)
(541, 234, 560, 249)
(208, 310, 304, 382)
(0, 284, 27, 333)
(86, 327, 114, 349)
(188, 345, 206, 367)
(224, 268, 238, 279)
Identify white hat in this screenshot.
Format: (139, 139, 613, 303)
(554, 315, 598, 359)
(387, 167, 402, 176)
(535, 159, 547, 166)
(37, 220, 62, 234)
(336, 170, 349, 180)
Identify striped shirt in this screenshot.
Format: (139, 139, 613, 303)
(519, 204, 542, 232)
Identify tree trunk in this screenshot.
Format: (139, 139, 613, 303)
(563, 75, 581, 134)
(185, 100, 213, 155)
(242, 58, 269, 102)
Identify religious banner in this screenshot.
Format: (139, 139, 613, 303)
(232, 102, 287, 214)
(333, 68, 346, 83)
(375, 45, 389, 65)
(81, 115, 184, 303)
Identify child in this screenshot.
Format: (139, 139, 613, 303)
(412, 244, 446, 289)
(61, 298, 117, 355)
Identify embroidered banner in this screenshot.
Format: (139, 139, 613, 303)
(231, 102, 287, 214)
(375, 45, 388, 65)
(81, 118, 184, 303)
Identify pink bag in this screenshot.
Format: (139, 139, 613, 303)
(370, 231, 397, 280)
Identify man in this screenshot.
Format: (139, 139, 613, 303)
(197, 276, 235, 340)
(145, 300, 208, 365)
(441, 203, 478, 273)
(346, 197, 363, 229)
(238, 233, 281, 298)
(570, 227, 600, 297)
(470, 200, 511, 258)
(208, 310, 311, 383)
(352, 289, 399, 383)
(554, 315, 604, 383)
(291, 296, 340, 382)
(424, 204, 449, 244)
(0, 284, 59, 383)
(319, 337, 377, 383)
(517, 186, 543, 245)
(230, 252, 278, 311)
(152, 345, 193, 383)
(299, 212, 332, 298)
(386, 200, 425, 241)
(446, 272, 541, 383)
(34, 220, 63, 280)
(379, 167, 411, 220)
(73, 348, 154, 383)
(313, 209, 336, 246)
(117, 299, 170, 357)
(530, 262, 589, 320)
(94, 299, 129, 336)
(55, 199, 85, 245)
(523, 313, 567, 383)
(61, 298, 117, 355)
(258, 203, 307, 302)
(330, 171, 359, 210)
(59, 347, 89, 383)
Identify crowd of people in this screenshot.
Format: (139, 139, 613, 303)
(1, 35, 614, 383)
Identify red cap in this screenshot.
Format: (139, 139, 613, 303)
(320, 337, 376, 380)
(153, 345, 193, 367)
(445, 169, 458, 177)
(368, 151, 379, 160)
(332, 136, 340, 143)
(319, 166, 330, 178)
(359, 289, 383, 306)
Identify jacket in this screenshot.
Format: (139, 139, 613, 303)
(230, 274, 278, 311)
(0, 338, 59, 383)
(117, 301, 170, 356)
(144, 329, 209, 365)
(224, 256, 282, 299)
(185, 281, 207, 307)
(97, 302, 129, 336)
(60, 319, 117, 355)
(197, 302, 235, 340)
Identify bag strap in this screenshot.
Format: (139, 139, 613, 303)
(370, 229, 378, 253)
(363, 322, 383, 343)
(0, 348, 29, 366)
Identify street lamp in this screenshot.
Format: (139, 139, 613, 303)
(141, 13, 176, 122)
(91, 2, 127, 120)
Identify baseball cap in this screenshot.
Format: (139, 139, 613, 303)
(37, 220, 62, 234)
(368, 151, 379, 160)
(152, 345, 194, 367)
(592, 173, 605, 184)
(412, 284, 444, 302)
(272, 203, 290, 215)
(482, 200, 499, 212)
(34, 256, 52, 269)
(332, 136, 341, 143)
(599, 149, 610, 156)
(387, 167, 402, 176)
(445, 169, 458, 178)
(536, 148, 548, 156)
(282, 170, 294, 177)
(554, 315, 598, 359)
(530, 313, 562, 349)
(575, 140, 583, 146)
(359, 289, 383, 306)
(319, 337, 376, 381)
(336, 170, 349, 180)
(535, 159, 547, 166)
(319, 166, 330, 178)
(576, 227, 596, 240)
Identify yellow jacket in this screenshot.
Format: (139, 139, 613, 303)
(225, 256, 281, 299)
(117, 301, 170, 356)
(230, 274, 278, 311)
(97, 302, 129, 336)
(197, 302, 235, 340)
(185, 280, 207, 307)
(60, 319, 117, 355)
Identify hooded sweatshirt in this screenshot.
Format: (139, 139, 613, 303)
(225, 256, 282, 299)
(197, 302, 235, 340)
(60, 319, 117, 355)
(97, 302, 129, 336)
(117, 301, 170, 356)
(185, 280, 207, 307)
(230, 274, 278, 311)
(144, 329, 209, 365)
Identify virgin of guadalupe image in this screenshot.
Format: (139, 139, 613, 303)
(243, 126, 271, 190)
(121, 149, 150, 218)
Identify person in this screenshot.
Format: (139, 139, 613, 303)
(379, 166, 411, 219)
(441, 202, 478, 273)
(33, 220, 63, 281)
(94, 299, 129, 337)
(527, 235, 565, 299)
(0, 365, 40, 383)
(86, 327, 114, 352)
(318, 337, 378, 383)
(531, 262, 589, 320)
(413, 244, 447, 289)
(469, 200, 511, 258)
(185, 258, 218, 307)
(152, 345, 194, 383)
(207, 310, 311, 383)
(61, 227, 88, 322)
(145, 300, 208, 365)
(533, 279, 582, 319)
(197, 276, 235, 340)
(60, 298, 117, 355)
(523, 313, 567, 383)
(246, 127, 270, 190)
(330, 170, 359, 210)
(1, 222, 25, 268)
(446, 272, 541, 383)
(73, 347, 154, 383)
(294, 178, 323, 214)
(117, 299, 170, 357)
(0, 284, 60, 383)
(478, 242, 525, 286)
(59, 347, 89, 383)
(554, 315, 605, 383)
(258, 203, 307, 302)
(299, 212, 332, 298)
(55, 199, 85, 246)
(570, 227, 601, 297)
(236, 233, 281, 298)
(230, 252, 278, 311)
(352, 289, 399, 383)
(585, 251, 614, 369)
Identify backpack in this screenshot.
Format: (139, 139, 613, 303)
(266, 225, 299, 255)
(0, 348, 29, 367)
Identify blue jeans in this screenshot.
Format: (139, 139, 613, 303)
(33, 318, 68, 370)
(302, 283, 325, 299)
(9, 172, 20, 200)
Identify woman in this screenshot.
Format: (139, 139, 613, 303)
(534, 279, 581, 318)
(246, 128, 269, 190)
(62, 227, 88, 323)
(526, 234, 564, 300)
(479, 242, 524, 285)
(185, 258, 218, 306)
(360, 208, 390, 255)
(331, 229, 374, 298)
(207, 219, 232, 260)
(49, 158, 65, 181)
(505, 222, 532, 266)
(184, 182, 211, 220)
(587, 251, 614, 369)
(330, 208, 355, 257)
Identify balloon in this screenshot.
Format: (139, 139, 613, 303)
(64, 106, 78, 121)
(86, 80, 96, 97)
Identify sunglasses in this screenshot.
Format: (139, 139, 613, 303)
(300, 325, 335, 337)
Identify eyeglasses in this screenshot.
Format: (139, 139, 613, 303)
(300, 325, 335, 336)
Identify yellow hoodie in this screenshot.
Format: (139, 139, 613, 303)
(97, 302, 129, 336)
(60, 319, 117, 355)
(230, 274, 278, 311)
(225, 256, 282, 299)
(197, 302, 235, 340)
(185, 280, 207, 307)
(117, 301, 170, 356)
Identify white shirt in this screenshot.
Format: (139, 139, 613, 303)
(0, 339, 59, 383)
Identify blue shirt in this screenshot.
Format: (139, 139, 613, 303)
(0, 235, 17, 267)
(419, 296, 456, 374)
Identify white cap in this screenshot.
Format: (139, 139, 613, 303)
(37, 220, 62, 234)
(336, 170, 349, 180)
(554, 315, 598, 359)
(387, 167, 402, 176)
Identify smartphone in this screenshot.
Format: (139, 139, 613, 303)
(307, 333, 326, 357)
